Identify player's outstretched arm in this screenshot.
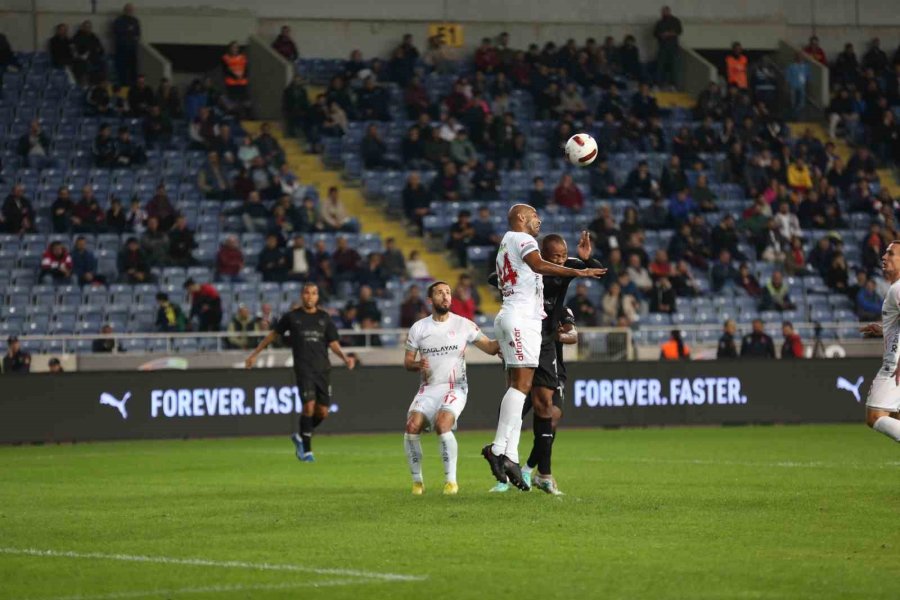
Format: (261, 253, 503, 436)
(557, 324, 578, 345)
(860, 322, 883, 338)
(472, 334, 501, 356)
(329, 340, 356, 369)
(523, 251, 606, 280)
(245, 330, 279, 368)
(404, 350, 429, 372)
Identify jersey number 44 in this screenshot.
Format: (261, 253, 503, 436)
(498, 252, 518, 286)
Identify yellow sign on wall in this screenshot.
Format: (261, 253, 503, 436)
(428, 23, 464, 48)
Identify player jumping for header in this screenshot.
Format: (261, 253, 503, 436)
(404, 281, 501, 495)
(484, 205, 606, 490)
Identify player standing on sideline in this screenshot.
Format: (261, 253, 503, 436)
(483, 205, 606, 490)
(245, 282, 356, 461)
(403, 281, 500, 495)
(489, 232, 602, 495)
(860, 241, 900, 441)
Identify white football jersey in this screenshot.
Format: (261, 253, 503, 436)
(881, 279, 900, 371)
(496, 231, 545, 321)
(405, 313, 483, 386)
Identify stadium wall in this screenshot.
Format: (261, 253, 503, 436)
(0, 359, 870, 443)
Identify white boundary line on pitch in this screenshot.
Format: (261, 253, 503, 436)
(0, 548, 426, 583)
(22, 579, 371, 600)
(583, 456, 900, 469)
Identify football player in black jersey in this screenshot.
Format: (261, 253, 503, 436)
(246, 282, 356, 461)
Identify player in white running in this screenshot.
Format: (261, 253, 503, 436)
(861, 241, 900, 441)
(404, 281, 500, 495)
(483, 204, 606, 490)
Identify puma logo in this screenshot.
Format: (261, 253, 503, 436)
(836, 376, 864, 403)
(99, 392, 131, 419)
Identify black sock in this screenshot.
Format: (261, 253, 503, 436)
(312, 414, 324, 428)
(526, 417, 541, 469)
(534, 416, 553, 475)
(300, 415, 313, 452)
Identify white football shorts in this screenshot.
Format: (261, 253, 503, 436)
(494, 311, 541, 369)
(866, 369, 900, 412)
(407, 383, 468, 428)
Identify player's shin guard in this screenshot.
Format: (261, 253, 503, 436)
(300, 415, 314, 452)
(438, 432, 458, 484)
(533, 416, 553, 475)
(404, 433, 424, 483)
(492, 388, 527, 460)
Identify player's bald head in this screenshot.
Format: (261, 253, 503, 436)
(507, 204, 536, 226)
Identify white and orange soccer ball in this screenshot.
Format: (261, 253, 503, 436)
(564, 133, 598, 167)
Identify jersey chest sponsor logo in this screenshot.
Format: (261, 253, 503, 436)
(422, 344, 461, 355)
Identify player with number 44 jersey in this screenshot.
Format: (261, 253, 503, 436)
(483, 204, 606, 491)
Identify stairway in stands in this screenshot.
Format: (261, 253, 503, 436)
(242, 121, 500, 314)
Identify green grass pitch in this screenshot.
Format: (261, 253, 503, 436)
(1, 424, 898, 599)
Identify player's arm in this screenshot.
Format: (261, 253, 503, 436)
(245, 330, 279, 368)
(523, 250, 606, 279)
(328, 340, 356, 369)
(472, 333, 500, 356)
(557, 324, 578, 345)
(404, 349, 429, 371)
(487, 271, 499, 289)
(860, 322, 883, 337)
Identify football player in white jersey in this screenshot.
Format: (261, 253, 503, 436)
(483, 204, 606, 490)
(404, 281, 500, 495)
(860, 241, 900, 441)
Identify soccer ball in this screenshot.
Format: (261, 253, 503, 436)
(564, 133, 598, 167)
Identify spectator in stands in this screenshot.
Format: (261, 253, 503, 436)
(667, 190, 696, 226)
(248, 156, 277, 199)
(361, 124, 399, 169)
(127, 74, 155, 118)
(692, 174, 718, 212)
(17, 120, 52, 170)
(381, 237, 406, 279)
(222, 41, 249, 107)
(449, 128, 478, 169)
(471, 159, 500, 201)
(400, 285, 428, 328)
(112, 3, 140, 85)
(471, 205, 500, 248)
(642, 196, 669, 230)
(623, 160, 659, 199)
(154, 292, 185, 332)
(755, 217, 787, 264)
(272, 25, 299, 62)
(741, 319, 775, 358)
(780, 321, 804, 359)
(185, 279, 223, 331)
(282, 74, 310, 139)
(589, 158, 618, 199)
(332, 235, 362, 283)
(567, 283, 598, 326)
(86, 75, 115, 115)
(523, 176, 548, 210)
(154, 77, 181, 117)
(449, 275, 477, 321)
(226, 305, 259, 350)
(358, 253, 387, 294)
(71, 236, 104, 286)
(168, 215, 197, 267)
(233, 191, 266, 232)
(50, 187, 74, 234)
(862, 37, 888, 74)
(784, 236, 808, 275)
(215, 236, 244, 283)
(774, 202, 802, 241)
(653, 6, 682, 88)
(71, 20, 104, 85)
(196, 152, 228, 200)
(70, 186, 105, 235)
(847, 269, 867, 301)
(294, 195, 321, 234)
(48, 23, 73, 73)
(760, 270, 795, 311)
(832, 44, 860, 89)
(601, 281, 639, 326)
(143, 184, 175, 232)
(125, 196, 147, 234)
(3, 336, 31, 375)
(357, 77, 390, 122)
(114, 126, 146, 167)
(143, 104, 172, 147)
(39, 241, 72, 284)
(353, 285, 381, 323)
(319, 187, 356, 233)
(474, 37, 499, 73)
(92, 324, 117, 353)
(725, 42, 748, 89)
(787, 157, 813, 193)
(1, 184, 34, 235)
(826, 252, 849, 292)
(118, 237, 150, 283)
(624, 253, 652, 298)
(140, 216, 169, 267)
(0, 32, 21, 76)
(710, 249, 739, 292)
(400, 127, 427, 169)
(400, 172, 430, 234)
(553, 173, 584, 212)
(785, 53, 810, 118)
(447, 210, 476, 267)
(431, 161, 461, 202)
(717, 319, 739, 359)
(257, 233, 289, 283)
(857, 278, 881, 320)
(92, 124, 116, 167)
(406, 250, 430, 279)
(808, 235, 835, 276)
(803, 36, 826, 65)
(285, 236, 313, 281)
(255, 122, 285, 167)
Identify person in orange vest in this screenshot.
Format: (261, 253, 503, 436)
(725, 42, 748, 89)
(222, 41, 249, 102)
(660, 329, 690, 360)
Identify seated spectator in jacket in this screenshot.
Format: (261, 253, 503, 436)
(71, 186, 106, 234)
(760, 270, 795, 311)
(51, 187, 75, 233)
(140, 216, 169, 267)
(320, 187, 357, 232)
(145, 184, 176, 231)
(472, 205, 500, 248)
(361, 124, 400, 169)
(625, 253, 653, 297)
(215, 236, 244, 283)
(272, 25, 299, 61)
(118, 237, 151, 283)
(143, 104, 173, 147)
(185, 278, 223, 331)
(787, 157, 813, 192)
(226, 304, 260, 350)
(554, 173, 584, 211)
(430, 161, 461, 201)
(623, 160, 660, 199)
(381, 237, 406, 280)
(826, 252, 849, 293)
(780, 321, 804, 359)
(294, 195, 323, 234)
(667, 189, 696, 224)
(18, 120, 53, 170)
(92, 324, 118, 353)
(402, 172, 431, 233)
(357, 76, 390, 121)
(71, 236, 104, 286)
(648, 249, 675, 280)
(332, 235, 362, 282)
(92, 124, 116, 167)
(257, 233, 289, 282)
(710, 249, 739, 291)
(255, 122, 285, 167)
(114, 125, 146, 167)
(283, 74, 310, 139)
(39, 241, 73, 284)
(248, 156, 277, 199)
(590, 158, 619, 199)
(567, 283, 598, 326)
(601, 281, 640, 326)
(406, 249, 430, 279)
(528, 176, 549, 209)
(402, 126, 430, 169)
(449, 276, 477, 321)
(856, 278, 881, 320)
(128, 74, 156, 117)
(168, 215, 197, 267)
(447, 210, 476, 267)
(472, 160, 501, 201)
(400, 285, 428, 328)
(156, 292, 187, 332)
(287, 236, 314, 281)
(807, 236, 834, 276)
(649, 276, 677, 314)
(359, 252, 387, 294)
